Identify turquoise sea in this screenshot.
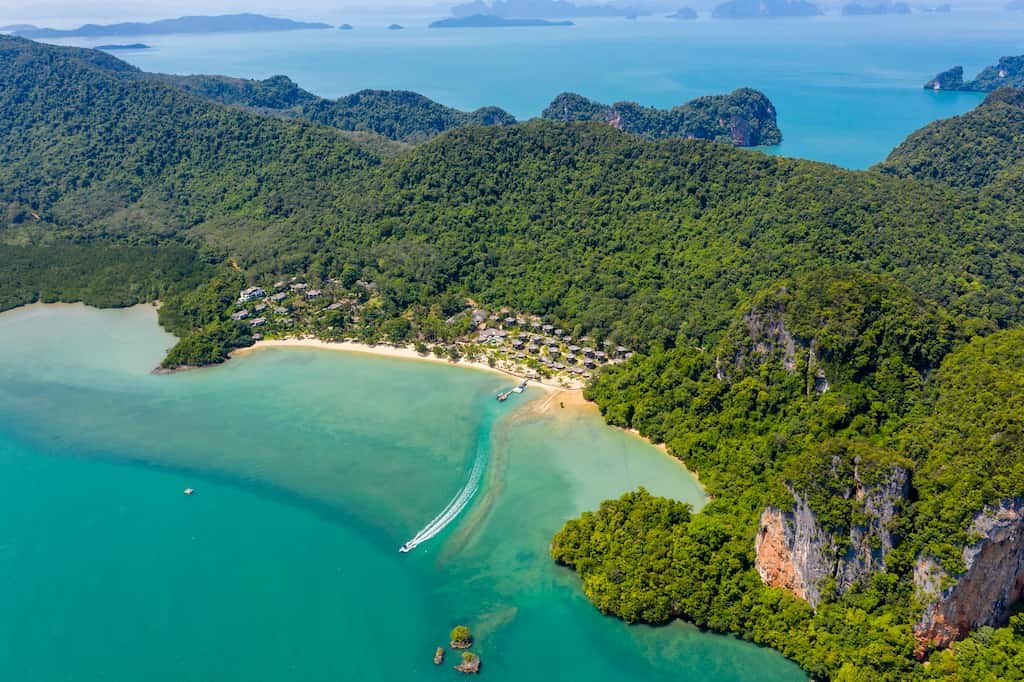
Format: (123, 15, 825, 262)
(48, 10, 1024, 168)
(0, 304, 803, 681)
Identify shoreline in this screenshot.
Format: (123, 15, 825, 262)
(232, 337, 581, 394)
(234, 340, 698, 482)
(623, 428, 707, 496)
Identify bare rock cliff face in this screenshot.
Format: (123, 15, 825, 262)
(755, 467, 909, 608)
(913, 497, 1024, 654)
(756, 496, 835, 606)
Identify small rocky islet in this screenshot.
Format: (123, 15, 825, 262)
(434, 625, 481, 674)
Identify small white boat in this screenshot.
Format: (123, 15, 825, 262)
(399, 543, 412, 553)
(183, 488, 194, 496)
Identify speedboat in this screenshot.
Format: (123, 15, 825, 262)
(399, 543, 412, 553)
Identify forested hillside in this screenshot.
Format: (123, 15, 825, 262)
(150, 73, 517, 144)
(561, 273, 1024, 679)
(0, 35, 373, 345)
(2, 36, 1024, 679)
(879, 87, 1024, 191)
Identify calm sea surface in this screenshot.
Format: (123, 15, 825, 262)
(49, 10, 1024, 168)
(0, 304, 802, 681)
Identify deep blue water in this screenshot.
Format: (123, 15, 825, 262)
(49, 10, 1024, 167)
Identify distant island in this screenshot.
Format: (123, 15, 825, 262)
(925, 55, 1024, 91)
(14, 14, 332, 39)
(541, 88, 782, 146)
(96, 43, 151, 51)
(712, 0, 822, 19)
(451, 0, 651, 18)
(842, 2, 910, 14)
(339, 24, 354, 30)
(922, 3, 951, 11)
(666, 7, 699, 19)
(388, 24, 404, 30)
(429, 14, 574, 27)
(0, 24, 37, 33)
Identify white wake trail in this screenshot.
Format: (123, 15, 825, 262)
(402, 452, 485, 551)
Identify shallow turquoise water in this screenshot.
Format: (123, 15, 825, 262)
(0, 304, 803, 681)
(49, 10, 1023, 167)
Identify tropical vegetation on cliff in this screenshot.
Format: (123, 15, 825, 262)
(879, 87, 1024, 191)
(2, 35, 1024, 679)
(924, 55, 1024, 92)
(555, 269, 1024, 678)
(541, 88, 782, 146)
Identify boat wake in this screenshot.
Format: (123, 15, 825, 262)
(400, 449, 485, 553)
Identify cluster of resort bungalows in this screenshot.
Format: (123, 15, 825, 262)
(229, 282, 634, 380)
(469, 309, 634, 378)
(231, 280, 359, 340)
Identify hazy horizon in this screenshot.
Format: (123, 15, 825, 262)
(1, 0, 1009, 29)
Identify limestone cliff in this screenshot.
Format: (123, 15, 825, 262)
(913, 497, 1024, 654)
(756, 465, 909, 607)
(540, 89, 782, 146)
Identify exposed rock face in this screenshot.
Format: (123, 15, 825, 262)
(913, 497, 1024, 654)
(756, 498, 833, 605)
(924, 65, 965, 91)
(838, 465, 907, 590)
(723, 299, 832, 395)
(732, 301, 798, 372)
(755, 466, 909, 607)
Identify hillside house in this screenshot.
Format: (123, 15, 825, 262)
(238, 287, 264, 303)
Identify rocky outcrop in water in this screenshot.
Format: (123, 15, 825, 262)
(756, 465, 909, 607)
(913, 497, 1024, 654)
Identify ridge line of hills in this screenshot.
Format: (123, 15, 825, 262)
(118, 61, 782, 147)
